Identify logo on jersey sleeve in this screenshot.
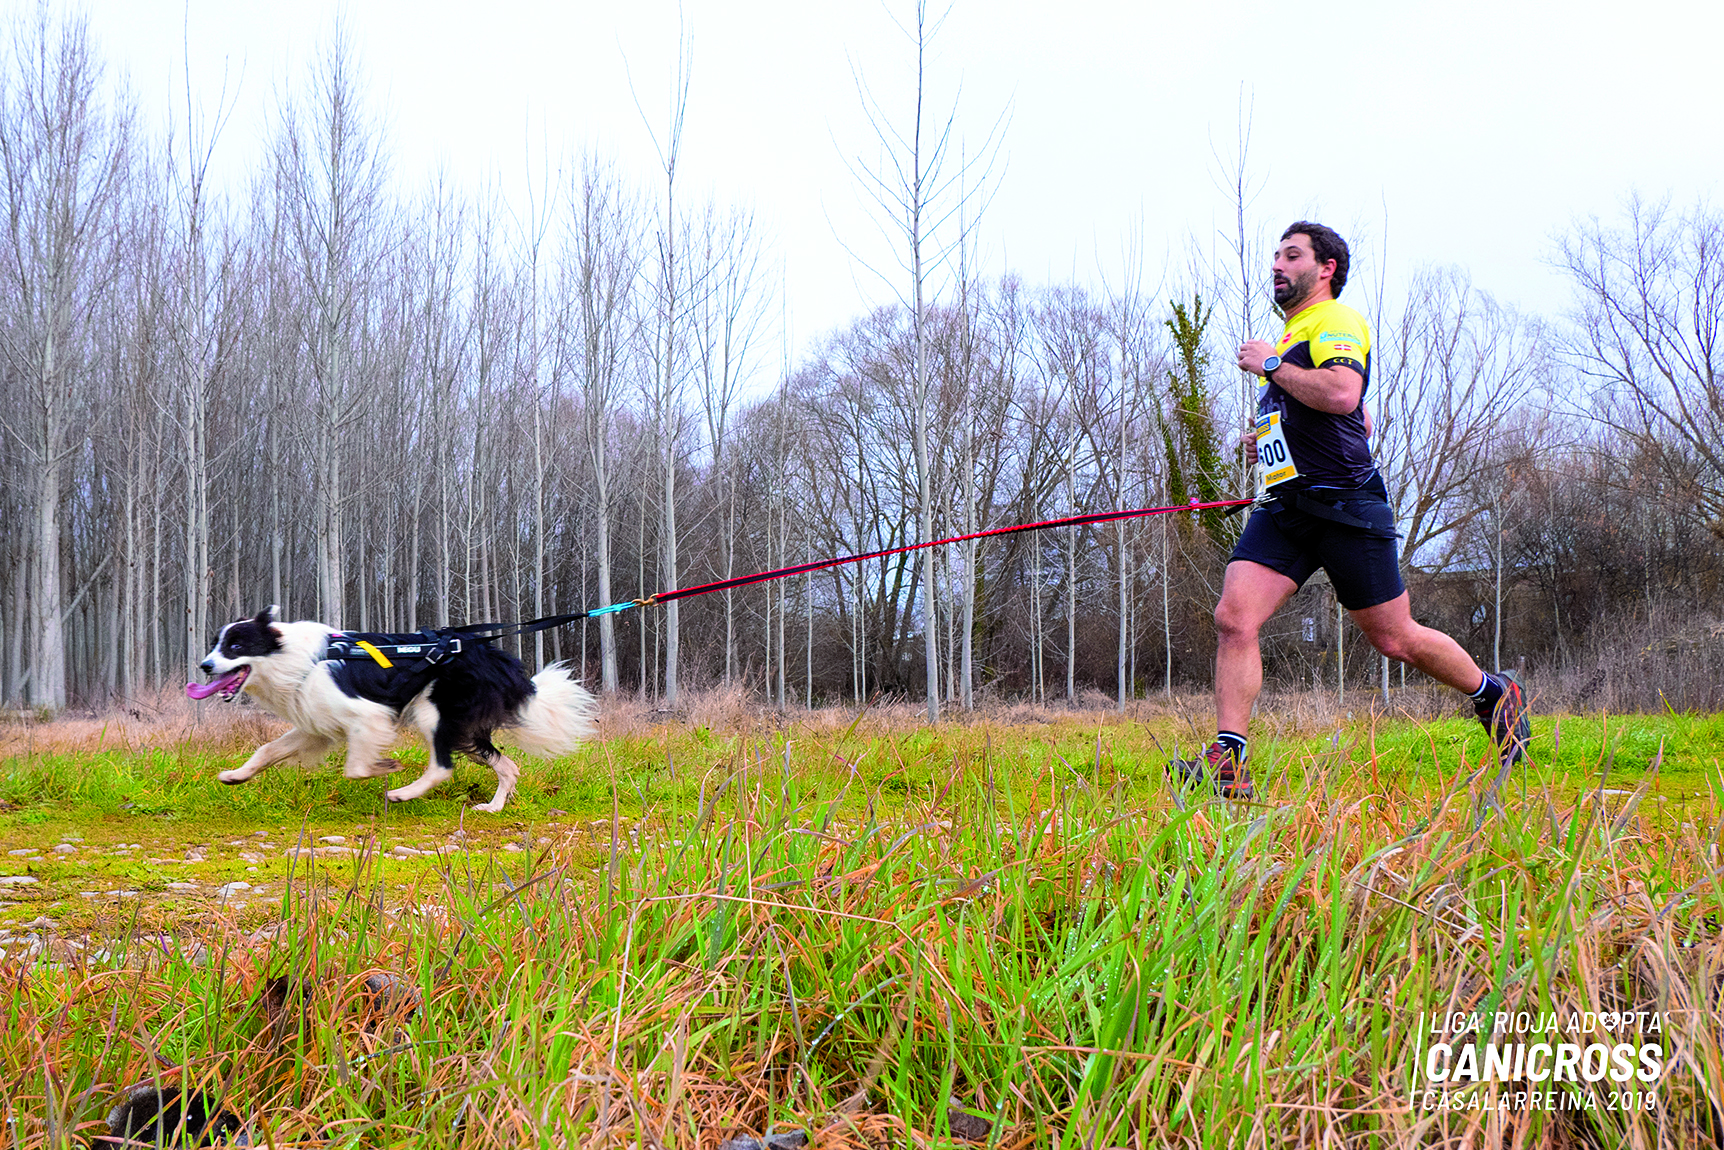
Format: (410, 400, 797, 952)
(1314, 324, 1367, 366)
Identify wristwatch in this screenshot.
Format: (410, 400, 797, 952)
(1261, 353, 1282, 380)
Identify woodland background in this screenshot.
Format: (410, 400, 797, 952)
(2, 13, 1721, 717)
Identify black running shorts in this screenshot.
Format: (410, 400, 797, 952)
(1230, 489, 1405, 610)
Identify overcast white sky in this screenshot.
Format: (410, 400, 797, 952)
(62, 0, 1724, 372)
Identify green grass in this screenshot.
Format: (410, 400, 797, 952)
(3, 708, 1723, 1146)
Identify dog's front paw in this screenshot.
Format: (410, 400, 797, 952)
(385, 788, 411, 803)
(217, 769, 252, 786)
(472, 799, 506, 814)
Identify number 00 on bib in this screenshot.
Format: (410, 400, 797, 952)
(1255, 411, 1299, 487)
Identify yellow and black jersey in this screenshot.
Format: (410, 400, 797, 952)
(1259, 298, 1375, 488)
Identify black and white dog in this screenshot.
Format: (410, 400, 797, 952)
(189, 608, 596, 812)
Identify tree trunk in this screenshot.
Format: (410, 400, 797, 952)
(31, 450, 66, 709)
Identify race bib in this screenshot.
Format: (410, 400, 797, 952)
(1255, 411, 1299, 487)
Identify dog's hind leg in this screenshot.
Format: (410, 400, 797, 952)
(219, 728, 334, 785)
(472, 741, 520, 814)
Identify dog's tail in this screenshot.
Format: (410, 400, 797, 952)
(504, 663, 598, 757)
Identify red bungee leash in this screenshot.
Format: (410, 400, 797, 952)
(644, 496, 1254, 606)
(444, 495, 1253, 638)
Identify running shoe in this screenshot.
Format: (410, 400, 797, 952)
(1475, 671, 1531, 767)
(1168, 741, 1254, 800)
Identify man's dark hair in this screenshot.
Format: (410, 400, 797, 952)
(1281, 221, 1350, 297)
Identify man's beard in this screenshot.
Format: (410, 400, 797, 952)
(1273, 268, 1318, 308)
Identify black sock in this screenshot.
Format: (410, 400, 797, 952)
(1469, 673, 1503, 709)
(1216, 731, 1248, 763)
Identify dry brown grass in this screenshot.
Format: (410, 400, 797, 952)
(6, 700, 1723, 1146)
(9, 777, 1722, 1147)
(6, 666, 1722, 1144)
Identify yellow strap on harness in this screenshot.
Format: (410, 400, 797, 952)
(355, 640, 393, 668)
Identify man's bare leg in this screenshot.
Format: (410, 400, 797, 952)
(1213, 560, 1301, 735)
(1347, 592, 1484, 692)
(1350, 590, 1529, 783)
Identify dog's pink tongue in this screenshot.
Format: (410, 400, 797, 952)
(186, 669, 246, 700)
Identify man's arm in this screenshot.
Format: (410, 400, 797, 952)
(1240, 402, 1368, 465)
(1236, 339, 1363, 414)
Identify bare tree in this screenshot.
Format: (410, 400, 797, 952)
(513, 140, 561, 668)
(461, 192, 511, 628)
(636, 28, 696, 708)
(415, 175, 467, 629)
(691, 203, 769, 683)
(274, 24, 388, 625)
(568, 153, 641, 693)
(1562, 196, 1724, 536)
(1210, 90, 1267, 493)
(0, 12, 130, 708)
(1104, 234, 1158, 709)
(1371, 266, 1543, 569)
(164, 42, 241, 682)
(846, 0, 1003, 722)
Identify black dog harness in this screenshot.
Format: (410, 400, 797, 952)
(322, 612, 591, 669)
(324, 629, 467, 668)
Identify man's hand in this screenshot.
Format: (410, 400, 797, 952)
(1239, 337, 1363, 413)
(1240, 425, 1259, 464)
(1236, 339, 1277, 376)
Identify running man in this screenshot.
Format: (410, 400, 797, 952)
(1171, 221, 1528, 799)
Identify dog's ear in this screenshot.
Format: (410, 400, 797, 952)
(256, 606, 279, 628)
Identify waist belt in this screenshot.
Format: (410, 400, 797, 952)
(1267, 485, 1400, 540)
